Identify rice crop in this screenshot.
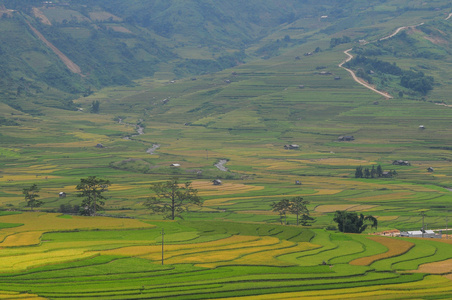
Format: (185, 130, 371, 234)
(350, 236, 414, 266)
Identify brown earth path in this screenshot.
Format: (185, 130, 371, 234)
(25, 20, 83, 75)
(339, 49, 393, 99)
(339, 22, 425, 99)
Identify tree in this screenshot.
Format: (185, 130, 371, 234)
(90, 100, 100, 113)
(23, 184, 42, 211)
(271, 197, 314, 226)
(145, 178, 202, 220)
(364, 167, 371, 178)
(355, 166, 363, 178)
(376, 165, 383, 177)
(76, 176, 111, 216)
(271, 199, 290, 225)
(370, 165, 376, 178)
(288, 196, 312, 226)
(333, 211, 378, 233)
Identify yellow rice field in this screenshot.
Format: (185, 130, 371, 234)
(0, 212, 154, 246)
(202, 241, 320, 268)
(307, 158, 371, 166)
(217, 275, 452, 300)
(410, 258, 452, 274)
(0, 249, 98, 272)
(0, 291, 46, 299)
(0, 175, 59, 182)
(315, 205, 377, 213)
(102, 235, 260, 257)
(347, 192, 414, 202)
(350, 236, 414, 266)
(101, 235, 317, 267)
(0, 231, 44, 247)
(191, 181, 265, 196)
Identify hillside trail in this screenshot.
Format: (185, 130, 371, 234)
(338, 22, 424, 99)
(25, 20, 84, 76)
(446, 13, 452, 20)
(339, 49, 393, 99)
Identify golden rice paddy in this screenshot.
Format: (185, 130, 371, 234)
(307, 158, 370, 166)
(347, 192, 414, 202)
(0, 249, 98, 272)
(0, 231, 44, 247)
(216, 275, 452, 300)
(0, 212, 154, 247)
(191, 181, 264, 196)
(410, 258, 452, 274)
(0, 175, 59, 182)
(350, 236, 414, 266)
(315, 204, 377, 213)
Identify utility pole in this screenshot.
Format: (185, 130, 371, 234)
(420, 211, 426, 238)
(446, 216, 449, 240)
(161, 228, 165, 265)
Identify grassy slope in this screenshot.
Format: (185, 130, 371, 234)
(1, 2, 452, 297)
(1, 1, 452, 231)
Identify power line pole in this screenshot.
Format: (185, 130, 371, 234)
(446, 216, 449, 240)
(161, 228, 165, 265)
(420, 211, 426, 238)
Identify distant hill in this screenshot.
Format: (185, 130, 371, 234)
(0, 0, 451, 112)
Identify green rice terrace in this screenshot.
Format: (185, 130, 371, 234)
(1, 0, 452, 298)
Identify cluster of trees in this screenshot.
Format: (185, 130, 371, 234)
(354, 165, 396, 178)
(345, 55, 434, 95)
(333, 211, 378, 233)
(329, 36, 351, 48)
(271, 197, 314, 226)
(23, 176, 111, 216)
(24, 178, 380, 235)
(23, 177, 202, 219)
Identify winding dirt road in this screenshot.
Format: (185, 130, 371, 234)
(339, 49, 393, 99)
(339, 22, 425, 99)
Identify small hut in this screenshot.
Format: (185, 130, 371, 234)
(212, 179, 222, 186)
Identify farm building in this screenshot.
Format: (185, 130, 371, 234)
(392, 160, 410, 166)
(59, 192, 66, 198)
(284, 144, 300, 150)
(212, 179, 222, 186)
(400, 230, 441, 239)
(427, 167, 434, 172)
(381, 171, 393, 178)
(170, 163, 180, 167)
(338, 136, 354, 141)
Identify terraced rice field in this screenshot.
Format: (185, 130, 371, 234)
(0, 213, 450, 299)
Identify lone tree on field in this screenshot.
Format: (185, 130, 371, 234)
(76, 176, 111, 216)
(23, 183, 42, 211)
(145, 178, 202, 220)
(271, 198, 290, 225)
(271, 197, 314, 226)
(333, 211, 378, 233)
(288, 196, 313, 226)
